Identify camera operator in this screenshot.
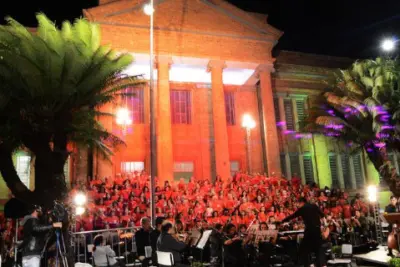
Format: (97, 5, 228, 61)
(20, 205, 62, 267)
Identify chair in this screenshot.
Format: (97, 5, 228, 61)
(75, 263, 93, 267)
(157, 251, 174, 266)
(327, 244, 353, 267)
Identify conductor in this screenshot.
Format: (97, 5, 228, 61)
(281, 197, 324, 267)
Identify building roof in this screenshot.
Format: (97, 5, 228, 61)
(85, 0, 282, 41)
(83, 0, 282, 63)
(274, 50, 353, 69)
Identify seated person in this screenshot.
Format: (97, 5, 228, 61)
(157, 222, 188, 266)
(92, 235, 118, 267)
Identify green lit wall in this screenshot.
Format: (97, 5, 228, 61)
(312, 135, 331, 188)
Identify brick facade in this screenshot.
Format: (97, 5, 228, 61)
(74, 0, 383, 189)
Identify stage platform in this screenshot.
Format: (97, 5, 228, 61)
(353, 246, 391, 266)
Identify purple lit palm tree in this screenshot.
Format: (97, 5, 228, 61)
(304, 58, 400, 195)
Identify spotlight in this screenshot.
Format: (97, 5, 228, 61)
(74, 193, 87, 206)
(381, 39, 396, 52)
(76, 206, 85, 216)
(367, 185, 377, 202)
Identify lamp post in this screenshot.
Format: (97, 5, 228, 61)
(144, 0, 156, 227)
(242, 114, 256, 174)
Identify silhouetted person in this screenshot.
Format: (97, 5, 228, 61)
(282, 197, 324, 267)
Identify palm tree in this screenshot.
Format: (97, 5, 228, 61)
(0, 14, 139, 207)
(304, 57, 400, 195)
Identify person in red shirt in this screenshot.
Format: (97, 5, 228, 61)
(93, 211, 106, 230)
(291, 173, 301, 187)
(105, 210, 120, 228)
(81, 212, 94, 231)
(120, 207, 132, 224)
(342, 201, 352, 219)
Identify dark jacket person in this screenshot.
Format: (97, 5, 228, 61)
(157, 222, 187, 265)
(282, 198, 324, 267)
(20, 206, 62, 267)
(135, 217, 151, 257)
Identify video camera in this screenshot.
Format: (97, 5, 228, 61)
(49, 201, 68, 224)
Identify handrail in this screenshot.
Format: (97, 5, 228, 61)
(71, 226, 139, 235)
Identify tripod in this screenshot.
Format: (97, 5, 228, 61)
(54, 229, 69, 267)
(41, 227, 69, 267)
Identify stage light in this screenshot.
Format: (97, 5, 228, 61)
(75, 206, 85, 216)
(382, 39, 395, 52)
(144, 4, 154, 15)
(116, 107, 132, 126)
(242, 114, 256, 129)
(367, 185, 377, 202)
(74, 193, 87, 206)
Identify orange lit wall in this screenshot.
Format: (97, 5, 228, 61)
(95, 82, 264, 180)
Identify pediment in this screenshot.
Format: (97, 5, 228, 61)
(84, 0, 282, 43)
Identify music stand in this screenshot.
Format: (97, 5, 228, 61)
(384, 213, 400, 251)
(196, 230, 212, 264)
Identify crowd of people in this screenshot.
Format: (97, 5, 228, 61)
(69, 171, 372, 240)
(0, 171, 380, 267)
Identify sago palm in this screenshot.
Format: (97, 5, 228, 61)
(0, 14, 140, 206)
(304, 57, 400, 195)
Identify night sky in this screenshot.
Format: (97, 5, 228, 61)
(1, 0, 399, 58)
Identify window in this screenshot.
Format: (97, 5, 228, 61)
(121, 162, 145, 173)
(224, 91, 236, 125)
(16, 155, 30, 188)
(273, 98, 281, 123)
(284, 99, 294, 130)
(341, 154, 352, 189)
(296, 100, 306, 128)
(171, 90, 192, 124)
(289, 153, 301, 179)
(353, 154, 364, 189)
(123, 87, 144, 124)
(280, 154, 287, 178)
(329, 154, 340, 188)
(173, 162, 194, 182)
(230, 161, 240, 176)
(303, 155, 314, 184)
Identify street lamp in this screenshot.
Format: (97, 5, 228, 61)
(116, 107, 132, 135)
(144, 0, 156, 227)
(242, 114, 256, 174)
(381, 38, 396, 52)
(143, 4, 154, 15)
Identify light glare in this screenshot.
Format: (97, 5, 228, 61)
(367, 185, 377, 202)
(382, 39, 395, 52)
(144, 4, 154, 15)
(76, 206, 85, 216)
(116, 108, 132, 126)
(74, 193, 87, 206)
(242, 114, 256, 129)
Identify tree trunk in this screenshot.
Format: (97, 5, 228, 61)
(366, 147, 400, 196)
(34, 151, 67, 208)
(0, 145, 39, 204)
